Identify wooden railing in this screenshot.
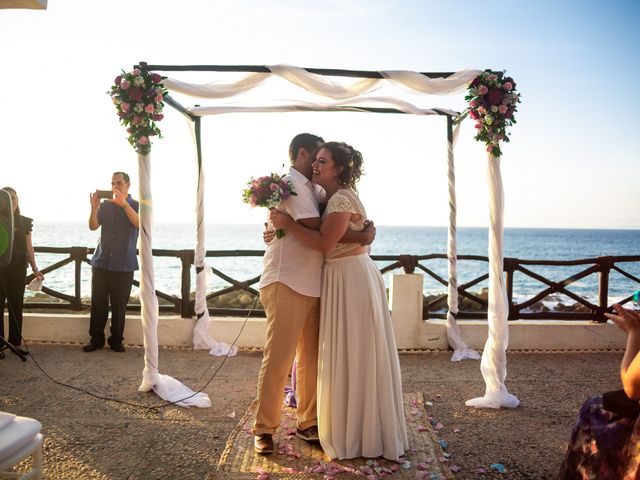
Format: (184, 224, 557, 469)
(26, 247, 640, 322)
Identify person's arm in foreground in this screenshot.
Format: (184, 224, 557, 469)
(25, 232, 44, 281)
(270, 210, 351, 254)
(264, 217, 375, 246)
(605, 304, 640, 399)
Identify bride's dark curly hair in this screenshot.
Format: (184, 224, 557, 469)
(322, 141, 364, 190)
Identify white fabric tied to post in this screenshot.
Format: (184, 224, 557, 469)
(137, 153, 210, 408)
(446, 121, 480, 362)
(185, 117, 238, 357)
(192, 262, 238, 357)
(465, 154, 519, 409)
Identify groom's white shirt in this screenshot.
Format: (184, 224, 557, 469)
(259, 166, 324, 298)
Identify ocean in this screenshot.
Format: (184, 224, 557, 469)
(29, 222, 640, 307)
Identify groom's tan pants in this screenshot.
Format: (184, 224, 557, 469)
(253, 281, 320, 435)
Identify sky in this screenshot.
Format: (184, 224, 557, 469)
(1, 0, 639, 229)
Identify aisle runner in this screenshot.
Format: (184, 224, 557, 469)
(208, 392, 455, 479)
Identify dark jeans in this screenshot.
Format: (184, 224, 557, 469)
(0, 261, 27, 346)
(89, 267, 134, 347)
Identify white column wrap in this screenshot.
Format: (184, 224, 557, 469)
(446, 123, 480, 362)
(136, 153, 211, 408)
(191, 133, 238, 356)
(465, 154, 519, 408)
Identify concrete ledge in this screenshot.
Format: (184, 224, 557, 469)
(12, 313, 626, 351)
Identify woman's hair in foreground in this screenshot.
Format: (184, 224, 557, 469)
(322, 142, 364, 190)
(1, 186, 20, 217)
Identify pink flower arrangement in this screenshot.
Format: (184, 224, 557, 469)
(242, 173, 297, 238)
(109, 68, 168, 155)
(464, 69, 521, 157)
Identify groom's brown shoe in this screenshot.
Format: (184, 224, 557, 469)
(296, 425, 319, 442)
(254, 434, 274, 454)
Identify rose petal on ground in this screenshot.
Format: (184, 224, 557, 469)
(435, 422, 444, 430)
(450, 465, 461, 473)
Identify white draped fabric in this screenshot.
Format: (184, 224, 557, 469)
(190, 124, 238, 357)
(136, 153, 211, 408)
(164, 64, 482, 102)
(465, 155, 519, 408)
(446, 122, 481, 362)
(154, 64, 516, 408)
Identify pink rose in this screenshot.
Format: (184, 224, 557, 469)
(138, 136, 148, 145)
(155, 94, 163, 102)
(479, 85, 488, 95)
(498, 104, 508, 114)
(151, 73, 162, 84)
(132, 115, 141, 125)
(151, 114, 164, 121)
(488, 74, 497, 82)
(114, 75, 122, 86)
(478, 106, 486, 114)
(503, 82, 513, 90)
(132, 68, 141, 76)
(269, 183, 279, 191)
(120, 79, 130, 90)
(121, 102, 130, 112)
(469, 99, 478, 108)
(486, 145, 494, 153)
(469, 109, 479, 120)
(474, 122, 482, 129)
(144, 104, 155, 114)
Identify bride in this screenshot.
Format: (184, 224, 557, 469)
(270, 141, 407, 460)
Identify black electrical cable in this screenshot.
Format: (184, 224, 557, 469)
(1, 269, 255, 412)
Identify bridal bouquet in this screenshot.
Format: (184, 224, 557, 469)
(242, 173, 296, 238)
(465, 69, 521, 157)
(109, 68, 168, 155)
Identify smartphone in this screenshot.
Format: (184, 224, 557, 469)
(96, 189, 113, 199)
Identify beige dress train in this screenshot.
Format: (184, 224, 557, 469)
(317, 189, 408, 460)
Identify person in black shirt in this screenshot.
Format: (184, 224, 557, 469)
(0, 187, 44, 359)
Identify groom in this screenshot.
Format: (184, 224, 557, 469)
(253, 133, 325, 454)
(253, 133, 374, 454)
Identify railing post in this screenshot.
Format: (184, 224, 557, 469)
(504, 257, 516, 320)
(596, 256, 612, 323)
(70, 246, 87, 310)
(179, 250, 195, 318)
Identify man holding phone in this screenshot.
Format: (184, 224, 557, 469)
(83, 171, 139, 353)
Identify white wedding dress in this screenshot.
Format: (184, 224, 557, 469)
(317, 189, 408, 460)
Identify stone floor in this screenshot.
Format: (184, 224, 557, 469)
(0, 343, 622, 479)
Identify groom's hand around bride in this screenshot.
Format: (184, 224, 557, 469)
(269, 209, 293, 230)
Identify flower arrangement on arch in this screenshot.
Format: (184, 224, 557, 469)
(242, 173, 297, 238)
(108, 68, 168, 155)
(464, 69, 521, 157)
